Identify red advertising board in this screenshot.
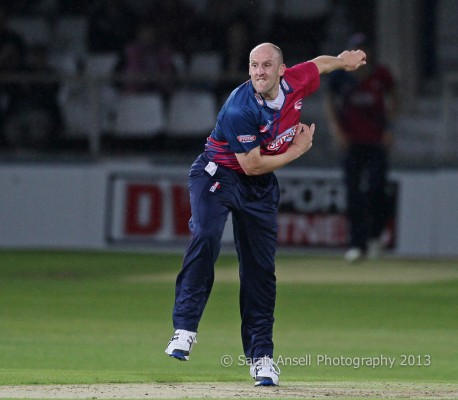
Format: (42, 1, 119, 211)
(107, 174, 397, 247)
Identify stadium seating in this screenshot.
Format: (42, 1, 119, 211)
(113, 93, 165, 137)
(189, 52, 222, 79)
(166, 90, 217, 137)
(7, 17, 51, 45)
(59, 82, 118, 143)
(51, 17, 88, 56)
(85, 53, 119, 77)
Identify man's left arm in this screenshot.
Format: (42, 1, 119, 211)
(311, 50, 367, 74)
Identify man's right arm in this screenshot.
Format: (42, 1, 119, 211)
(235, 123, 315, 175)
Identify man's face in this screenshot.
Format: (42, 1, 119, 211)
(249, 45, 285, 100)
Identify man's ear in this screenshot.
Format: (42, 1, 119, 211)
(279, 63, 286, 76)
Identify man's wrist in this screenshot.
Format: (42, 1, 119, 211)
(336, 53, 349, 70)
(336, 55, 346, 70)
(287, 143, 303, 159)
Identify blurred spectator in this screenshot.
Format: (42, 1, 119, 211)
(218, 12, 257, 99)
(0, 5, 26, 64)
(1, 43, 63, 151)
(269, 0, 331, 61)
(195, 1, 259, 98)
(26, 44, 64, 143)
(143, 0, 197, 65)
(0, 5, 27, 147)
(4, 0, 44, 15)
(87, 0, 137, 53)
(225, 13, 257, 76)
(116, 21, 176, 97)
(325, 33, 398, 262)
(197, 1, 259, 69)
(57, 0, 91, 15)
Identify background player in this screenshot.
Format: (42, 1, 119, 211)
(165, 42, 366, 386)
(325, 33, 397, 262)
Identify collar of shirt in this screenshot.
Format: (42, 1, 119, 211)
(265, 85, 285, 110)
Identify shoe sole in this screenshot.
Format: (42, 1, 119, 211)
(254, 378, 277, 386)
(166, 351, 189, 361)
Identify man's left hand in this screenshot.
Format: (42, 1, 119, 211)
(338, 50, 367, 71)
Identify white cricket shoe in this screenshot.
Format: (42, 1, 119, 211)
(249, 356, 280, 386)
(344, 247, 363, 263)
(165, 329, 197, 361)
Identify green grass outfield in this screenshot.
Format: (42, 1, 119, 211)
(0, 250, 457, 393)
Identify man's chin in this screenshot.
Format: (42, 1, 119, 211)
(255, 86, 267, 96)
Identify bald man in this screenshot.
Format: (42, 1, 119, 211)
(165, 43, 366, 386)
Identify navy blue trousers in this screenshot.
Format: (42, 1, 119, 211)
(344, 144, 388, 250)
(173, 153, 280, 360)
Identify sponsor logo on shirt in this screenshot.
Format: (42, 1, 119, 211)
(237, 135, 257, 143)
(294, 99, 302, 111)
(266, 125, 297, 151)
(260, 119, 273, 133)
(209, 181, 221, 192)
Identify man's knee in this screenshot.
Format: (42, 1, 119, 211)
(191, 220, 225, 243)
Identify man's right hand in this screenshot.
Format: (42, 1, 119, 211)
(236, 123, 316, 175)
(290, 123, 315, 156)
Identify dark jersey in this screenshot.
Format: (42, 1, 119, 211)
(328, 65, 395, 144)
(205, 62, 320, 173)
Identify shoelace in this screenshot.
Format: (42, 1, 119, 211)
(172, 331, 197, 345)
(254, 356, 281, 375)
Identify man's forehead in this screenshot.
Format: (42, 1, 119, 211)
(250, 47, 278, 62)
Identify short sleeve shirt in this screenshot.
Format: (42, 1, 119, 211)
(204, 61, 320, 173)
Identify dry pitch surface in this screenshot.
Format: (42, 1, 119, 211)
(1, 381, 458, 399)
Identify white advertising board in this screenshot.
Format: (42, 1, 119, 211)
(0, 162, 457, 257)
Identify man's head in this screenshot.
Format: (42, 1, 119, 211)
(249, 43, 286, 100)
